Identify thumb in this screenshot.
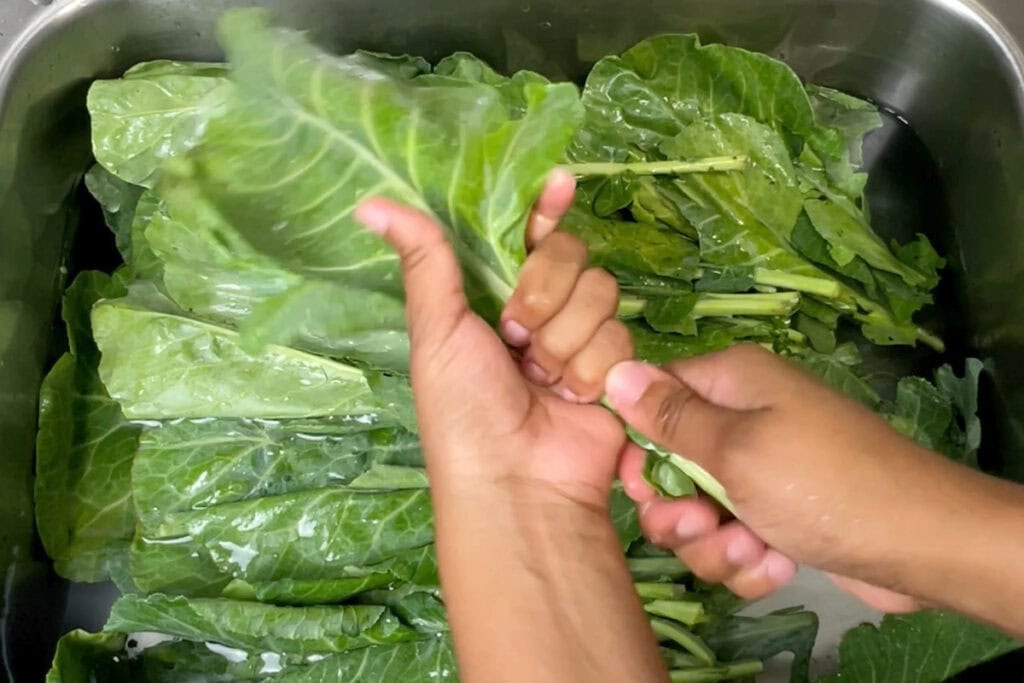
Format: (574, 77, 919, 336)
(355, 198, 468, 351)
(605, 361, 740, 475)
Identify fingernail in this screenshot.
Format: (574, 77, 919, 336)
(552, 384, 579, 403)
(354, 202, 391, 234)
(726, 536, 760, 566)
(523, 361, 548, 384)
(675, 515, 709, 542)
(765, 552, 798, 584)
(605, 361, 661, 408)
(549, 166, 577, 190)
(501, 319, 530, 347)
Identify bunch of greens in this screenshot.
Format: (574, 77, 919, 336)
(39, 9, 1016, 682)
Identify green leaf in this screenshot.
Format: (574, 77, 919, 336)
(92, 295, 379, 419)
(83, 164, 144, 261)
(132, 418, 422, 527)
(225, 545, 439, 606)
(821, 612, 1018, 683)
(105, 594, 432, 655)
(806, 85, 883, 198)
(48, 629, 456, 682)
(35, 273, 140, 583)
(662, 114, 804, 241)
(149, 488, 433, 583)
(610, 487, 642, 550)
(570, 34, 842, 164)
(45, 630, 128, 683)
(885, 359, 984, 466)
(700, 609, 819, 683)
(799, 344, 881, 408)
(561, 207, 701, 282)
(173, 9, 582, 325)
(88, 61, 232, 186)
(804, 198, 929, 288)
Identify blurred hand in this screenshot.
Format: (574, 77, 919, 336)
(355, 170, 634, 510)
(606, 345, 928, 611)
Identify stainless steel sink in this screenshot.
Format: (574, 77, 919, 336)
(2, 0, 1023, 680)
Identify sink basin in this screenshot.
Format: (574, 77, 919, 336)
(2, 0, 1023, 679)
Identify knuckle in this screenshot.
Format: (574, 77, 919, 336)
(654, 387, 699, 441)
(580, 268, 619, 300)
(534, 325, 575, 363)
(519, 289, 557, 320)
(725, 342, 771, 364)
(545, 232, 588, 261)
(602, 320, 634, 356)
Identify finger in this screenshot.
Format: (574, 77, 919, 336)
(637, 497, 720, 548)
(560, 320, 634, 403)
(527, 168, 576, 248)
(355, 198, 466, 352)
(675, 521, 766, 584)
(500, 233, 587, 346)
(725, 549, 798, 600)
(618, 443, 658, 504)
(826, 574, 920, 613)
(605, 361, 741, 472)
(528, 268, 619, 386)
(663, 344, 809, 411)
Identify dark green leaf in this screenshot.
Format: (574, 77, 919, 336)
(132, 418, 423, 527)
(821, 612, 1018, 683)
(35, 273, 140, 583)
(701, 609, 819, 683)
(105, 594, 431, 655)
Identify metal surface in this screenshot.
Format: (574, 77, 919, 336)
(1, 0, 1023, 679)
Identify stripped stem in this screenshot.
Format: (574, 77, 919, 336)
(566, 156, 750, 178)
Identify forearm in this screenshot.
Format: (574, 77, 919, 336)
(885, 450, 1024, 637)
(430, 478, 669, 683)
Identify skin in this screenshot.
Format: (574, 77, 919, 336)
(356, 170, 668, 683)
(605, 351, 1024, 639)
(356, 172, 1024, 679)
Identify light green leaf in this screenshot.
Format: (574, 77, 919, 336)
(172, 9, 581, 326)
(132, 419, 422, 527)
(88, 61, 231, 186)
(92, 296, 379, 419)
(150, 488, 433, 583)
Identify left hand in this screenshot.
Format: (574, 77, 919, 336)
(354, 170, 634, 511)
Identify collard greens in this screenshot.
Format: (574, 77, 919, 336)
(37, 8, 1014, 683)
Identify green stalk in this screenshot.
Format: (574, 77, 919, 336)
(618, 295, 648, 319)
(668, 661, 764, 682)
(635, 582, 688, 601)
(753, 268, 842, 299)
(650, 618, 716, 665)
(566, 156, 749, 178)
(693, 292, 800, 318)
(644, 599, 706, 626)
(617, 292, 800, 320)
(628, 557, 690, 580)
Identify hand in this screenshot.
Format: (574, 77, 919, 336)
(354, 170, 634, 511)
(605, 345, 933, 611)
(356, 173, 671, 683)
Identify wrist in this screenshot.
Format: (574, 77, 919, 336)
(425, 447, 614, 514)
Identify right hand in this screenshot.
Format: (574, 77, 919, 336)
(605, 344, 957, 611)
